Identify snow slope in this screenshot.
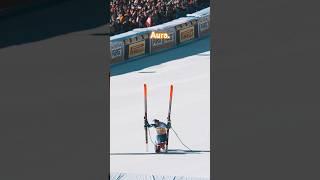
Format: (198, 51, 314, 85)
(110, 37, 210, 179)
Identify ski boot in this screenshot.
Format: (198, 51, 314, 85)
(155, 144, 161, 153)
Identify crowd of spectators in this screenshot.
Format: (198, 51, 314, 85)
(110, 0, 210, 35)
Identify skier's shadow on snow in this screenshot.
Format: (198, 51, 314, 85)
(110, 37, 210, 76)
(110, 149, 210, 156)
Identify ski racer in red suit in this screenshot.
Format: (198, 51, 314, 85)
(145, 119, 171, 153)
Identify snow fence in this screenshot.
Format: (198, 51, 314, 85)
(110, 172, 209, 180)
(110, 7, 210, 65)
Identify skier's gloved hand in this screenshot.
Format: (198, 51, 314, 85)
(167, 122, 171, 129)
(144, 120, 150, 128)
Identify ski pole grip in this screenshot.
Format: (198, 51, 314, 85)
(144, 84, 147, 97)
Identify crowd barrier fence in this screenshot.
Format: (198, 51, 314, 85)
(110, 7, 210, 66)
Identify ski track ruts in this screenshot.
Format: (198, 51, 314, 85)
(110, 172, 210, 180)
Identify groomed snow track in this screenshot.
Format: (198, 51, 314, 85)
(110, 37, 211, 179)
(110, 172, 209, 180)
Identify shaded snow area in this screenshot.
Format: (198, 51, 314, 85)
(110, 37, 210, 179)
(110, 172, 209, 180)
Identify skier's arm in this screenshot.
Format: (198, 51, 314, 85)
(148, 123, 156, 128)
(144, 120, 153, 128)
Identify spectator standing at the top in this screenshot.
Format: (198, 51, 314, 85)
(109, 0, 210, 35)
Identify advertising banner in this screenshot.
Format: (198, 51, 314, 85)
(111, 41, 123, 59)
(110, 41, 124, 64)
(198, 16, 210, 37)
(128, 41, 145, 58)
(199, 20, 209, 32)
(179, 26, 195, 43)
(151, 30, 175, 47)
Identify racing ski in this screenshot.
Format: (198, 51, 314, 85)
(144, 84, 148, 150)
(166, 84, 173, 150)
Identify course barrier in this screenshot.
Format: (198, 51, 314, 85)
(110, 7, 210, 65)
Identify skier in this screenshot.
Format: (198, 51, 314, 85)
(145, 119, 171, 153)
(143, 83, 173, 153)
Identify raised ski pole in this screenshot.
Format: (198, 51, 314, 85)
(166, 85, 173, 151)
(144, 84, 148, 151)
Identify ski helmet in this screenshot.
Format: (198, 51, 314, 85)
(153, 119, 160, 123)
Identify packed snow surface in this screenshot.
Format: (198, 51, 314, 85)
(110, 37, 210, 178)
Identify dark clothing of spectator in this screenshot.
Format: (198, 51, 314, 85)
(110, 0, 209, 35)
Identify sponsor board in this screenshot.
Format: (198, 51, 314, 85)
(111, 47, 122, 59)
(128, 41, 145, 58)
(180, 26, 195, 43)
(150, 32, 171, 40)
(199, 21, 209, 32)
(151, 31, 175, 47)
(152, 38, 163, 46)
(111, 41, 124, 59)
